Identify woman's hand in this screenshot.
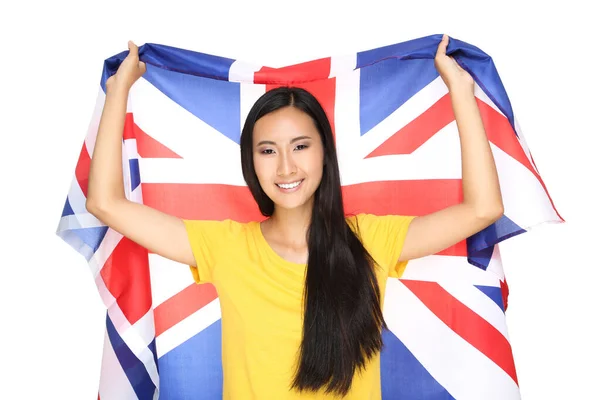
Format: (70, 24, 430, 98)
(434, 34, 474, 93)
(106, 41, 147, 92)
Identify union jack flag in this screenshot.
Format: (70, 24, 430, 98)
(56, 34, 563, 399)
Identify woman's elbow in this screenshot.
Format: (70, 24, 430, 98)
(476, 203, 504, 222)
(86, 198, 111, 218)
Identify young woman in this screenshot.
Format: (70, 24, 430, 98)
(86, 34, 504, 399)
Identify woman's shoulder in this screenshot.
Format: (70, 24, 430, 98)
(183, 218, 257, 239)
(344, 212, 379, 228)
(344, 213, 373, 236)
(345, 213, 416, 237)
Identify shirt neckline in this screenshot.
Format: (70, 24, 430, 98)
(252, 220, 308, 270)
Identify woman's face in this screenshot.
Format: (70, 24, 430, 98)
(252, 106, 325, 213)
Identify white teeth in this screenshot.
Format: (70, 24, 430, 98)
(277, 180, 302, 189)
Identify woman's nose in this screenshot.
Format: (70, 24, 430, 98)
(277, 150, 297, 176)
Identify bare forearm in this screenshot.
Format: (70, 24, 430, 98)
(87, 84, 129, 208)
(450, 88, 504, 217)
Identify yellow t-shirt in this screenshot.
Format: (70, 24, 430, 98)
(183, 213, 416, 399)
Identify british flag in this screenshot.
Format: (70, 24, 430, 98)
(56, 34, 563, 399)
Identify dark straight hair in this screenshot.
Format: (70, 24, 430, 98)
(239, 86, 387, 396)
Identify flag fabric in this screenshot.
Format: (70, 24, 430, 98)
(56, 34, 563, 399)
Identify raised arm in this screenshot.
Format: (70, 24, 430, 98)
(85, 41, 196, 267)
(398, 34, 504, 262)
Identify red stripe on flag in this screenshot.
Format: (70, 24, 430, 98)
(403, 280, 519, 385)
(500, 277, 509, 311)
(100, 237, 151, 325)
(255, 58, 331, 85)
(478, 99, 533, 176)
(366, 94, 455, 157)
(123, 113, 136, 140)
(75, 142, 91, 198)
(343, 179, 461, 215)
(154, 283, 218, 337)
(142, 183, 264, 222)
(142, 179, 468, 257)
(124, 113, 183, 159)
(477, 99, 565, 222)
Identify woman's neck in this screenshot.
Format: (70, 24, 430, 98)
(265, 204, 313, 248)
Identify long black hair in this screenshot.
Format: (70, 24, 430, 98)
(240, 86, 387, 396)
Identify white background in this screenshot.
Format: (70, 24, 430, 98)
(1, 0, 598, 399)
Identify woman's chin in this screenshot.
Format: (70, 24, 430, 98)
(271, 194, 315, 212)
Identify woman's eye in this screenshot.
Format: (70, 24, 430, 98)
(261, 149, 275, 155)
(295, 144, 308, 151)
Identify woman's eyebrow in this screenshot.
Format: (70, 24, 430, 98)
(256, 136, 312, 146)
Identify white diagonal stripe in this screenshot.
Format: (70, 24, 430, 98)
(383, 279, 521, 400)
(156, 299, 222, 358)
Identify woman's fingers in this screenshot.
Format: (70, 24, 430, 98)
(127, 40, 139, 60)
(436, 34, 449, 57)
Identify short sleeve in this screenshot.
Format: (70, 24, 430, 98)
(182, 219, 236, 284)
(351, 213, 417, 279)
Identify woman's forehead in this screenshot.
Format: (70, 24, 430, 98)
(253, 108, 319, 143)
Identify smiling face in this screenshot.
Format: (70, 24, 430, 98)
(252, 106, 325, 213)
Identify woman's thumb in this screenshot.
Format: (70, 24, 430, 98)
(127, 40, 139, 57)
